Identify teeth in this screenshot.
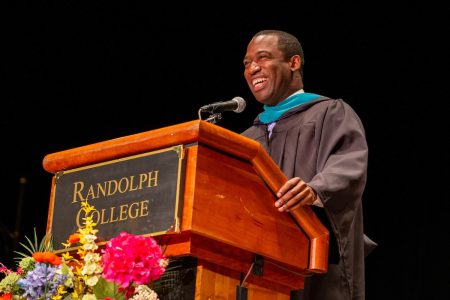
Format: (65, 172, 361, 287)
(252, 78, 266, 86)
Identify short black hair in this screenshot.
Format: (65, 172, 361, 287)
(252, 30, 305, 77)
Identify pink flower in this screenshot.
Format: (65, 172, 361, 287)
(101, 232, 167, 288)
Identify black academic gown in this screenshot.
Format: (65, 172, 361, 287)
(242, 97, 376, 300)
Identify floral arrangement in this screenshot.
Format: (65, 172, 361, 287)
(0, 200, 169, 300)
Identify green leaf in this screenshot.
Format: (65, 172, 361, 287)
(13, 228, 54, 262)
(39, 233, 53, 252)
(19, 237, 34, 253)
(63, 294, 77, 300)
(33, 227, 38, 251)
(93, 277, 126, 300)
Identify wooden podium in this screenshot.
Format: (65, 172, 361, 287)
(43, 120, 329, 299)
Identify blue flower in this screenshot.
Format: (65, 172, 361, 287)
(18, 263, 67, 300)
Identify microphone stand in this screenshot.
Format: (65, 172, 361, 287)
(198, 108, 222, 124)
(204, 112, 222, 124)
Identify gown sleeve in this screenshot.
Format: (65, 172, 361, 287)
(307, 99, 368, 252)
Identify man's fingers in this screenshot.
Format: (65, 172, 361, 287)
(277, 177, 301, 197)
(276, 186, 315, 211)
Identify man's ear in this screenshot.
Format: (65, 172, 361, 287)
(289, 55, 301, 71)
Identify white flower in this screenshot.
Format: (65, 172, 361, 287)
(83, 234, 98, 243)
(131, 285, 159, 300)
(84, 275, 100, 287)
(81, 262, 102, 276)
(83, 252, 101, 263)
(81, 293, 98, 300)
(159, 258, 169, 268)
(83, 243, 98, 251)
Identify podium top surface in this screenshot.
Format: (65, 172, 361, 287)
(43, 120, 260, 174)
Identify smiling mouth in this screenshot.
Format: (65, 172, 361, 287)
(252, 77, 267, 91)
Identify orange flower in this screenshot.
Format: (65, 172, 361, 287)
(32, 252, 62, 265)
(67, 233, 80, 244)
(32, 252, 44, 261)
(0, 293, 12, 300)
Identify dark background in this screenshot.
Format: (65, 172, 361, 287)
(1, 1, 447, 299)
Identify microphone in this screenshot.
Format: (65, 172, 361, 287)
(200, 97, 246, 113)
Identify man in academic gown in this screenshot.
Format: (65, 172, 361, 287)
(241, 30, 377, 300)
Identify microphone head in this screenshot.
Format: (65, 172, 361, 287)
(232, 96, 246, 113)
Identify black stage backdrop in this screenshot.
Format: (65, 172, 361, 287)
(0, 2, 447, 299)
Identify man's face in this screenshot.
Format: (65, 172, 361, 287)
(243, 35, 295, 106)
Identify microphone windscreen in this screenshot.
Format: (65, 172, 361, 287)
(233, 97, 246, 113)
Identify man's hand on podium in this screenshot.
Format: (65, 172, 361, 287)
(274, 177, 318, 212)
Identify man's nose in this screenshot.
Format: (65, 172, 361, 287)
(249, 61, 261, 74)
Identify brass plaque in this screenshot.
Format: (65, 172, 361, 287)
(49, 145, 185, 251)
